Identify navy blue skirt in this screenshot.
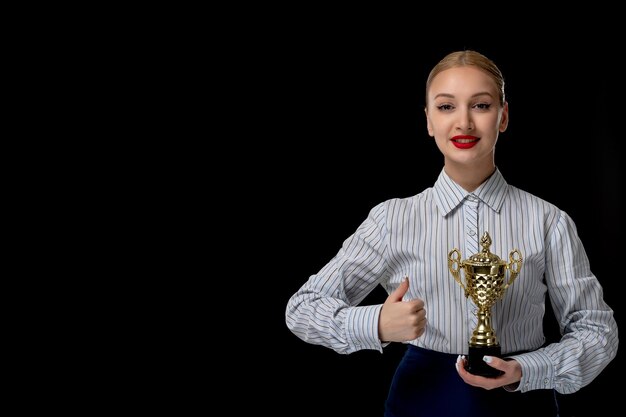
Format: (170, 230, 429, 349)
(385, 345, 559, 417)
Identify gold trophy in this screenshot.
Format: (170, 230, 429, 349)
(448, 232, 522, 377)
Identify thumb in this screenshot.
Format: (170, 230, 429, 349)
(482, 355, 507, 370)
(387, 277, 410, 302)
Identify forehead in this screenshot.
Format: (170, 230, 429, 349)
(428, 66, 498, 99)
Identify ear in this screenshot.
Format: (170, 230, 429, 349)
(499, 101, 509, 133)
(425, 107, 434, 137)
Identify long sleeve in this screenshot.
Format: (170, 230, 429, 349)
(286, 168, 619, 393)
(507, 211, 619, 394)
(285, 202, 390, 354)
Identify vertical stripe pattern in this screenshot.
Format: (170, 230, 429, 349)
(285, 168, 618, 394)
(463, 195, 480, 340)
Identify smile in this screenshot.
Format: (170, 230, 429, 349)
(451, 135, 480, 149)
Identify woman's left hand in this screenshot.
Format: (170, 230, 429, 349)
(455, 355, 522, 390)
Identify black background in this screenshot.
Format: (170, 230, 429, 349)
(246, 33, 623, 416)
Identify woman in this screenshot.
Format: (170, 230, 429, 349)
(285, 50, 618, 417)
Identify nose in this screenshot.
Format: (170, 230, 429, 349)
(456, 109, 474, 131)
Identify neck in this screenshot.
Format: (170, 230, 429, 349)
(444, 163, 496, 192)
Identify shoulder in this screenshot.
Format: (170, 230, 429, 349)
(505, 185, 577, 233)
(378, 188, 434, 210)
(506, 184, 561, 213)
(366, 189, 435, 227)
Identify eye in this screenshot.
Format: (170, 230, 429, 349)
(436, 104, 454, 111)
(473, 103, 492, 111)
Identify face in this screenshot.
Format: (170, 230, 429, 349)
(425, 66, 508, 168)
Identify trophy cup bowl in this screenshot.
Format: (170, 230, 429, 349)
(448, 232, 522, 377)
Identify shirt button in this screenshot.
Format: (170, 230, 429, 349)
(468, 229, 476, 236)
(544, 378, 549, 385)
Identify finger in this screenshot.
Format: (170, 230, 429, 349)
(387, 277, 410, 302)
(409, 299, 426, 312)
(455, 355, 467, 375)
(482, 355, 507, 371)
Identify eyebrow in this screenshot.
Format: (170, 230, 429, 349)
(433, 92, 494, 100)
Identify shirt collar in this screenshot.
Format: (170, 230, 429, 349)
(432, 168, 508, 216)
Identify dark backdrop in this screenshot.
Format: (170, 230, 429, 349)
(250, 37, 623, 416)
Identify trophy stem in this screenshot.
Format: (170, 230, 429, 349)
(470, 309, 498, 346)
(466, 309, 503, 377)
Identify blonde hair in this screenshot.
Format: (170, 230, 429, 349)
(425, 50, 505, 106)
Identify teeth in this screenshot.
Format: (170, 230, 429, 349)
(456, 139, 476, 143)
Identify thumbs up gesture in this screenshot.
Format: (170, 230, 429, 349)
(378, 277, 427, 343)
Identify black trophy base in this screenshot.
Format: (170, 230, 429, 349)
(465, 345, 504, 377)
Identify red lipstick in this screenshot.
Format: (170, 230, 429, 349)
(451, 135, 480, 149)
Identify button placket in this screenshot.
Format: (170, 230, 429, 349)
(463, 195, 480, 334)
(464, 196, 480, 256)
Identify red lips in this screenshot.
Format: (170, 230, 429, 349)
(451, 135, 480, 149)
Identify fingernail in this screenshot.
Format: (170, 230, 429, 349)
(456, 354, 461, 363)
(483, 355, 493, 363)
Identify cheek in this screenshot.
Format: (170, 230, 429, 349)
(470, 116, 500, 134)
(426, 114, 442, 130)
(430, 120, 455, 139)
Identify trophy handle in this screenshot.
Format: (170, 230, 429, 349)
(503, 249, 523, 289)
(448, 249, 467, 295)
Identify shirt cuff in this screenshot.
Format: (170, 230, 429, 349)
(505, 351, 555, 392)
(344, 304, 384, 353)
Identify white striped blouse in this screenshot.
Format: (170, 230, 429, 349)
(285, 168, 618, 394)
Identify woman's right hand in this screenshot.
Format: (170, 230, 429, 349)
(378, 278, 427, 342)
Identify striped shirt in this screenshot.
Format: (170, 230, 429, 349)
(285, 168, 618, 394)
